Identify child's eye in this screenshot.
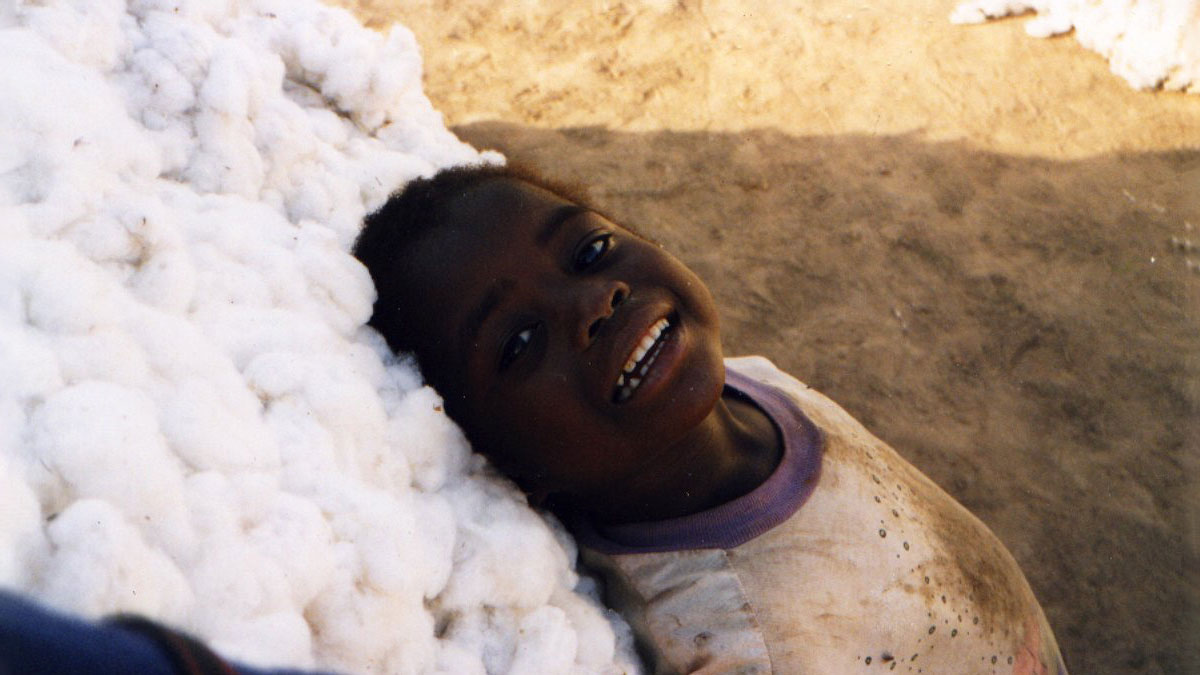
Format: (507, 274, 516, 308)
(573, 233, 613, 271)
(499, 325, 536, 370)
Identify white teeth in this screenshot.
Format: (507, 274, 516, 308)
(632, 339, 652, 363)
(613, 317, 672, 401)
(619, 318, 670, 374)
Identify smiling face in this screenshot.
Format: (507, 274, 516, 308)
(393, 177, 726, 508)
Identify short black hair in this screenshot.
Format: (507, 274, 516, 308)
(353, 162, 592, 361)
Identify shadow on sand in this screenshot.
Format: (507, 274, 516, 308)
(453, 121, 1199, 675)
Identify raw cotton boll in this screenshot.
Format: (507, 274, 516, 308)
(135, 0, 235, 24)
(432, 641, 488, 675)
(368, 339, 424, 403)
(1096, 0, 1200, 91)
(950, 1, 1043, 25)
(209, 610, 316, 670)
(38, 499, 193, 623)
(0, 455, 46, 587)
(185, 38, 282, 195)
(51, 202, 196, 315)
(343, 140, 439, 220)
(195, 306, 341, 371)
(247, 494, 336, 609)
(290, 357, 387, 477)
(0, 206, 31, 240)
(0, 34, 159, 225)
(343, 339, 390, 390)
(50, 328, 153, 389)
(187, 538, 296, 628)
(307, 574, 438, 674)
(0, 323, 64, 401)
(17, 0, 130, 71)
(102, 202, 199, 314)
(4, 243, 121, 335)
(371, 26, 424, 109)
(23, 380, 198, 566)
(243, 351, 388, 481)
(305, 107, 351, 147)
(184, 472, 242, 543)
(281, 171, 339, 233)
(294, 222, 376, 335)
(261, 396, 342, 495)
(374, 118, 483, 171)
(436, 479, 571, 613)
(186, 552, 322, 666)
(28, 381, 189, 527)
(354, 498, 430, 595)
(188, 542, 279, 617)
(132, 9, 216, 93)
(549, 585, 623, 670)
(411, 492, 457, 599)
(0, 396, 22, 460)
(122, 44, 198, 128)
(59, 212, 144, 270)
(951, 0, 1200, 92)
(197, 45, 275, 120)
(228, 471, 287, 528)
(187, 108, 266, 197)
(390, 386, 472, 493)
(187, 242, 287, 312)
(508, 606, 578, 675)
(127, 308, 245, 390)
(128, 241, 199, 314)
(319, 486, 449, 599)
(266, 5, 385, 120)
(440, 607, 523, 674)
(160, 377, 280, 473)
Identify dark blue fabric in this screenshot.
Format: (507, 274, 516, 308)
(0, 591, 332, 675)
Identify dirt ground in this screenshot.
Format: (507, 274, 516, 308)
(330, 1, 1199, 672)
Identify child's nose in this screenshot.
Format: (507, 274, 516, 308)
(577, 280, 629, 348)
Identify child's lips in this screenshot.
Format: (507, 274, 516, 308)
(610, 309, 681, 405)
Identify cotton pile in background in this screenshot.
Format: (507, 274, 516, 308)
(952, 0, 1199, 93)
(0, 1, 636, 672)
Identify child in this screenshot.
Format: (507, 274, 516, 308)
(353, 164, 1068, 674)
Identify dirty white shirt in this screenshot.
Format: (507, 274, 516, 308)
(576, 357, 1067, 675)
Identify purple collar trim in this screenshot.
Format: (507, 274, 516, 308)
(572, 365, 824, 554)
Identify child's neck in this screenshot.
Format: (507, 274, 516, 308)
(590, 389, 783, 525)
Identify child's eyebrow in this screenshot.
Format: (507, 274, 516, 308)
(461, 205, 590, 351)
(462, 278, 513, 347)
(536, 204, 589, 246)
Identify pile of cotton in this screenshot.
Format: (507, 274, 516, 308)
(951, 0, 1200, 93)
(0, 1, 636, 672)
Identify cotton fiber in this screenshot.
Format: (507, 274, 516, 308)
(0, 1, 637, 672)
(952, 0, 1200, 93)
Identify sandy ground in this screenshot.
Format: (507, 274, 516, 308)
(330, 1, 1199, 672)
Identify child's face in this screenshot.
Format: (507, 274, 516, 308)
(396, 177, 726, 507)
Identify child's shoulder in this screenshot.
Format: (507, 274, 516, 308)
(725, 355, 870, 444)
(724, 354, 788, 383)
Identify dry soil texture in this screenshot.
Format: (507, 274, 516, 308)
(332, 1, 1200, 673)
